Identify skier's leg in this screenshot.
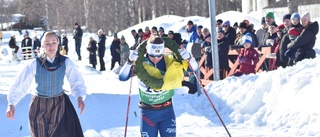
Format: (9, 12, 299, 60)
(140, 109, 159, 137)
(158, 106, 176, 137)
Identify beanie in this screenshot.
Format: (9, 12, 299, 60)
(168, 30, 174, 34)
(261, 17, 266, 24)
(74, 22, 78, 25)
(291, 13, 300, 21)
(283, 13, 291, 21)
(218, 29, 225, 34)
(242, 33, 253, 45)
(138, 29, 143, 33)
(131, 29, 136, 33)
(266, 12, 275, 20)
(113, 33, 117, 37)
(187, 20, 193, 25)
(233, 22, 238, 27)
(120, 35, 125, 40)
(239, 22, 247, 29)
(301, 12, 311, 21)
(276, 24, 285, 31)
(152, 26, 157, 31)
(222, 20, 230, 27)
(159, 27, 164, 32)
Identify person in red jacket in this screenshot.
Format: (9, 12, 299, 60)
(233, 33, 259, 76)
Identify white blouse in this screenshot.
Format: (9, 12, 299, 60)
(7, 57, 87, 106)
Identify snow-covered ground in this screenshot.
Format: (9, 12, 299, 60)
(0, 11, 320, 137)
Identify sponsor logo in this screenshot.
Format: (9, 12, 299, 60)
(141, 132, 149, 137)
(166, 128, 176, 133)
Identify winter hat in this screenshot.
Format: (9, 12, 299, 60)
(159, 27, 164, 32)
(168, 30, 174, 34)
(145, 26, 150, 31)
(120, 35, 125, 40)
(74, 22, 78, 25)
(269, 21, 278, 27)
(242, 19, 250, 27)
(233, 22, 238, 27)
(152, 26, 157, 31)
(216, 19, 223, 24)
(276, 24, 285, 31)
(242, 33, 253, 45)
(266, 12, 275, 19)
(146, 37, 165, 55)
(283, 13, 291, 21)
(181, 39, 188, 44)
(131, 29, 136, 33)
(138, 29, 143, 33)
(222, 20, 230, 27)
(291, 13, 300, 21)
(187, 20, 194, 25)
(113, 33, 117, 37)
(197, 25, 203, 29)
(261, 17, 266, 24)
(239, 22, 247, 29)
(301, 12, 311, 21)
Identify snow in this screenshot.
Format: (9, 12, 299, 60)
(1, 11, 320, 137)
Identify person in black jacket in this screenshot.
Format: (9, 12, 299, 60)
(130, 29, 140, 50)
(222, 20, 236, 45)
(9, 35, 19, 54)
(110, 33, 121, 70)
(21, 33, 32, 48)
(87, 36, 97, 69)
(97, 29, 106, 71)
(73, 22, 83, 60)
(33, 36, 41, 57)
(287, 12, 318, 65)
(61, 34, 68, 55)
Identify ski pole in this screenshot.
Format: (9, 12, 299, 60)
(124, 65, 134, 137)
(187, 61, 232, 137)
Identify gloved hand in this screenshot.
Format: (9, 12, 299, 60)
(179, 49, 191, 60)
(129, 50, 138, 61)
(238, 56, 247, 64)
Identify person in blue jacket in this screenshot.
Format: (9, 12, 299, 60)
(186, 20, 198, 43)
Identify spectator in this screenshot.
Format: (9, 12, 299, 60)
(195, 25, 204, 43)
(33, 36, 41, 56)
(287, 12, 318, 65)
(110, 33, 121, 70)
(119, 36, 129, 67)
(186, 20, 198, 43)
(151, 26, 158, 36)
(130, 29, 140, 50)
(276, 13, 292, 68)
(9, 35, 19, 60)
(158, 27, 167, 38)
(142, 27, 151, 41)
(60, 34, 68, 55)
(256, 17, 267, 45)
(232, 34, 259, 76)
(222, 20, 237, 45)
(87, 36, 97, 69)
(259, 12, 277, 48)
(0, 30, 2, 42)
(233, 22, 239, 32)
(73, 22, 83, 60)
(216, 19, 223, 31)
(138, 29, 144, 43)
(235, 21, 259, 47)
(21, 33, 32, 48)
(168, 30, 182, 47)
(97, 29, 106, 71)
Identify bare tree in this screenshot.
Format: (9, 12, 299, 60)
(287, 0, 298, 13)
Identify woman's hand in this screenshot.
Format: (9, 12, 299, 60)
(6, 105, 15, 120)
(77, 97, 85, 115)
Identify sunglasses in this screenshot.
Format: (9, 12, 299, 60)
(223, 25, 228, 27)
(149, 54, 163, 58)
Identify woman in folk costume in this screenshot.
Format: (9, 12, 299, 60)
(6, 31, 86, 137)
(119, 36, 198, 137)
